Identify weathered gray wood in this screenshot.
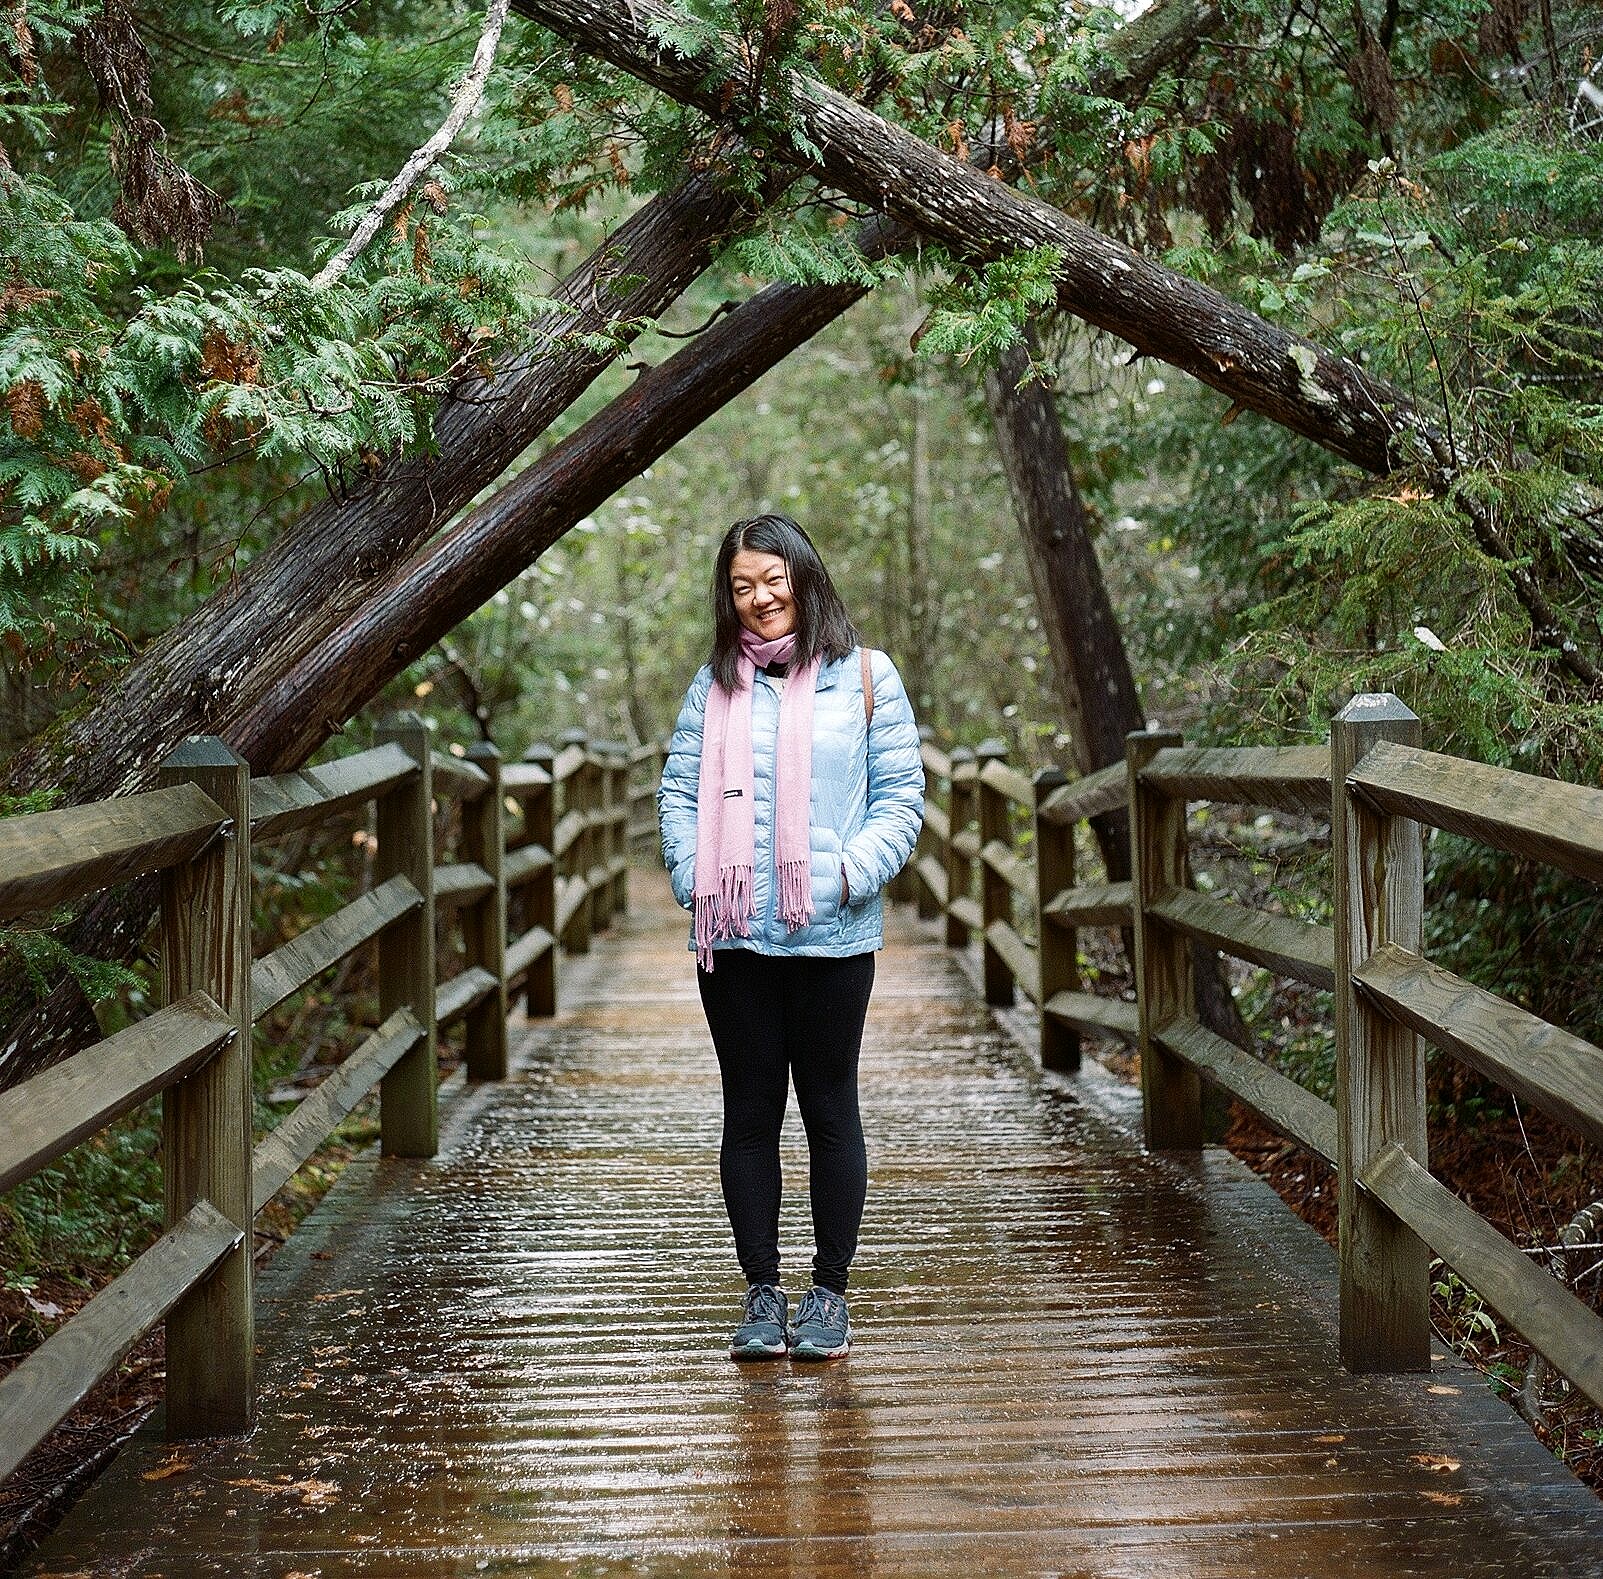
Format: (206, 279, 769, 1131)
(500, 761, 552, 794)
(949, 895, 984, 933)
(951, 829, 982, 859)
(1333, 694, 1429, 1374)
(1042, 880, 1135, 929)
(1361, 1144, 1603, 1411)
(250, 875, 422, 1022)
(157, 737, 254, 1437)
(1042, 990, 1140, 1044)
(248, 743, 416, 843)
(1129, 729, 1200, 1150)
(0, 1201, 241, 1483)
(980, 837, 1036, 902)
(919, 739, 953, 780)
(915, 855, 949, 910)
(1142, 745, 1331, 816)
(0, 995, 234, 1195)
(945, 748, 976, 948)
(1148, 886, 1335, 990)
(1035, 769, 1079, 1071)
(551, 742, 587, 784)
(985, 919, 1040, 1006)
(557, 874, 593, 937)
(977, 741, 1014, 1007)
(1356, 943, 1603, 1152)
(1348, 741, 1603, 887)
(1155, 1017, 1338, 1163)
(251, 1009, 423, 1210)
(561, 733, 597, 956)
(430, 861, 495, 911)
(436, 967, 499, 1031)
(461, 742, 508, 1081)
(375, 716, 437, 1159)
(504, 924, 555, 986)
(503, 842, 553, 887)
(1036, 762, 1126, 827)
(922, 799, 950, 843)
(0, 784, 225, 923)
(979, 756, 1035, 810)
(429, 749, 490, 800)
(520, 743, 558, 1018)
(552, 808, 586, 859)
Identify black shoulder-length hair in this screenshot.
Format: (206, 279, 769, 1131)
(709, 513, 859, 693)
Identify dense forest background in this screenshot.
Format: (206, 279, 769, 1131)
(2, 0, 1603, 1539)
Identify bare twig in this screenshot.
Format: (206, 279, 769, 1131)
(311, 0, 510, 288)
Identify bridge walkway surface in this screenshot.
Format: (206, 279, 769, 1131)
(22, 871, 1603, 1577)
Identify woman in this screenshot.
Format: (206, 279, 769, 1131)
(657, 513, 924, 1362)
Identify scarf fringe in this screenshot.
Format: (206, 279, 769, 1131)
(778, 856, 812, 933)
(695, 863, 753, 972)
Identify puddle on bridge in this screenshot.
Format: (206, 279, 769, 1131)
(21, 873, 1603, 1578)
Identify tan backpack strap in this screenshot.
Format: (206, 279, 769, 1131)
(861, 647, 874, 726)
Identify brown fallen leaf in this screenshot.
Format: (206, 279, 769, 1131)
(141, 1459, 192, 1481)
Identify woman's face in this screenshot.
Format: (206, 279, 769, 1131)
(729, 548, 797, 640)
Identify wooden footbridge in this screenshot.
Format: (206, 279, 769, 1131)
(4, 698, 1603, 1575)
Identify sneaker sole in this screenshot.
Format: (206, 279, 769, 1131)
(729, 1338, 787, 1361)
(788, 1336, 850, 1362)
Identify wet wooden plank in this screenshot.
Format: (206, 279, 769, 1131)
(24, 873, 1603, 1578)
(1042, 878, 1133, 929)
(431, 860, 494, 911)
(1036, 761, 1125, 826)
(429, 750, 490, 800)
(1155, 1016, 1337, 1162)
(0, 1202, 240, 1482)
(0, 783, 226, 922)
(1348, 740, 1603, 886)
(1361, 1143, 1603, 1410)
(1143, 745, 1331, 816)
(1043, 989, 1140, 1043)
(0, 994, 235, 1194)
(435, 966, 498, 1029)
(249, 743, 415, 843)
(253, 1009, 423, 1209)
(1149, 885, 1335, 989)
(251, 876, 421, 1021)
(1355, 943, 1603, 1151)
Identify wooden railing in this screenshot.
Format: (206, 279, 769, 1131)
(915, 693, 1603, 1411)
(0, 717, 662, 1480)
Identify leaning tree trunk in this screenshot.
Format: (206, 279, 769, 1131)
(510, 0, 1601, 683)
(0, 173, 760, 1088)
(984, 327, 1250, 1068)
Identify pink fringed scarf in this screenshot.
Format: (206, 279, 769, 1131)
(693, 628, 820, 970)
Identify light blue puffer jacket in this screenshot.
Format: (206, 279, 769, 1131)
(657, 648, 925, 957)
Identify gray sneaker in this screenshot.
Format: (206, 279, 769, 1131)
(788, 1286, 850, 1362)
(729, 1282, 789, 1361)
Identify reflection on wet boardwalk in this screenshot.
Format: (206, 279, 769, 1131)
(25, 872, 1603, 1577)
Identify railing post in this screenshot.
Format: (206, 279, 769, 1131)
(463, 741, 508, 1081)
(376, 713, 437, 1157)
(915, 726, 939, 920)
(1035, 766, 1079, 1071)
(1332, 693, 1429, 1372)
(608, 745, 630, 920)
(946, 747, 976, 948)
(976, 739, 1014, 1007)
(524, 742, 557, 1018)
(1128, 727, 1201, 1150)
(158, 737, 253, 1438)
(559, 728, 594, 955)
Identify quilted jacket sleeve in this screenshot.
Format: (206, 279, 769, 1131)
(656, 666, 711, 911)
(841, 652, 925, 904)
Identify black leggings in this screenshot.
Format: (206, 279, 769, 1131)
(696, 949, 875, 1296)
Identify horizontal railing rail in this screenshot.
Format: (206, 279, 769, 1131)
(0, 716, 659, 1486)
(911, 694, 1603, 1414)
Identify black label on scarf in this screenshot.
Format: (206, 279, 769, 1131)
(723, 787, 743, 798)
